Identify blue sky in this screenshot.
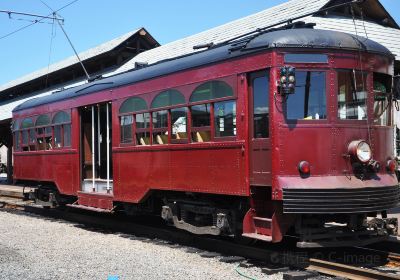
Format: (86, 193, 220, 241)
(0, 0, 399, 85)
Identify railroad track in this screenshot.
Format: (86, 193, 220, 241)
(1, 195, 400, 280)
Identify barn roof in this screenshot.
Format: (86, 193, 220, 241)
(110, 0, 400, 76)
(0, 28, 158, 93)
(14, 28, 393, 112)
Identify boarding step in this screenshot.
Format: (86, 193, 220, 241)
(242, 233, 272, 242)
(82, 179, 113, 193)
(66, 203, 114, 213)
(72, 191, 114, 211)
(253, 216, 272, 236)
(243, 208, 273, 242)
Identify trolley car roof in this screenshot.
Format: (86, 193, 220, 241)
(13, 28, 393, 112)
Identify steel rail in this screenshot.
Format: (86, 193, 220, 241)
(307, 258, 400, 280)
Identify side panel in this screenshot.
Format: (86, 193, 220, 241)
(113, 143, 246, 203)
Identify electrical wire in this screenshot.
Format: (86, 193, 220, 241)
(45, 18, 56, 88)
(0, 0, 78, 41)
(235, 263, 258, 280)
(39, 0, 90, 80)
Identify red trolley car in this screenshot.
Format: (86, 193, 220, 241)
(12, 26, 400, 247)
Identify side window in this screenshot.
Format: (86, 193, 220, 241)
(190, 81, 233, 102)
(52, 111, 71, 149)
(190, 80, 235, 142)
(21, 118, 34, 151)
(171, 107, 188, 141)
(337, 70, 367, 120)
(287, 71, 326, 120)
(191, 104, 211, 142)
(151, 90, 185, 109)
(12, 121, 20, 151)
(252, 75, 269, 138)
(152, 110, 168, 145)
(151, 89, 185, 145)
(120, 116, 133, 144)
(373, 72, 392, 126)
(119, 97, 148, 145)
(54, 126, 62, 148)
(63, 124, 71, 147)
(136, 113, 150, 145)
(36, 114, 51, 150)
(214, 100, 236, 137)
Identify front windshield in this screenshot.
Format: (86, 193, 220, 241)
(373, 72, 392, 126)
(286, 71, 326, 120)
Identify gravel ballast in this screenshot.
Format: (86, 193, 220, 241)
(0, 210, 284, 280)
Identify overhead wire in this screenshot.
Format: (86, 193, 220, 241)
(45, 18, 56, 88)
(39, 0, 91, 80)
(0, 0, 78, 41)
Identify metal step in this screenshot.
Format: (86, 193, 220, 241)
(253, 216, 272, 222)
(242, 233, 272, 242)
(66, 203, 113, 213)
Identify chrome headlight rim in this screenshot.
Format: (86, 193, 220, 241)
(348, 140, 372, 164)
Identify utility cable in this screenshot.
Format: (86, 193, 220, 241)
(45, 18, 56, 88)
(0, 0, 77, 41)
(39, 0, 90, 80)
(235, 263, 258, 280)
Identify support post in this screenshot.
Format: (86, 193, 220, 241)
(97, 105, 101, 169)
(6, 143, 12, 184)
(106, 103, 110, 193)
(91, 106, 95, 192)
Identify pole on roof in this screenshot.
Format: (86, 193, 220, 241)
(54, 12, 91, 81)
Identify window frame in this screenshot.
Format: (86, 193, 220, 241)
(35, 114, 51, 151)
(190, 103, 213, 143)
(336, 69, 370, 123)
(284, 68, 330, 124)
(250, 71, 270, 139)
(213, 100, 237, 140)
(189, 79, 237, 143)
(52, 111, 72, 149)
(134, 112, 151, 146)
(373, 72, 392, 126)
(120, 115, 134, 144)
(12, 120, 21, 151)
(119, 96, 150, 146)
(152, 110, 169, 145)
(170, 107, 189, 144)
(20, 118, 35, 151)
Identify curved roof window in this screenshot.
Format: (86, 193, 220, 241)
(151, 89, 185, 109)
(21, 118, 34, 129)
(35, 115, 51, 127)
(120, 97, 148, 114)
(190, 81, 233, 103)
(53, 111, 71, 124)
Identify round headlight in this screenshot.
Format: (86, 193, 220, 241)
(356, 142, 372, 163)
(348, 140, 372, 163)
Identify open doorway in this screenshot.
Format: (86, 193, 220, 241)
(80, 103, 113, 194)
